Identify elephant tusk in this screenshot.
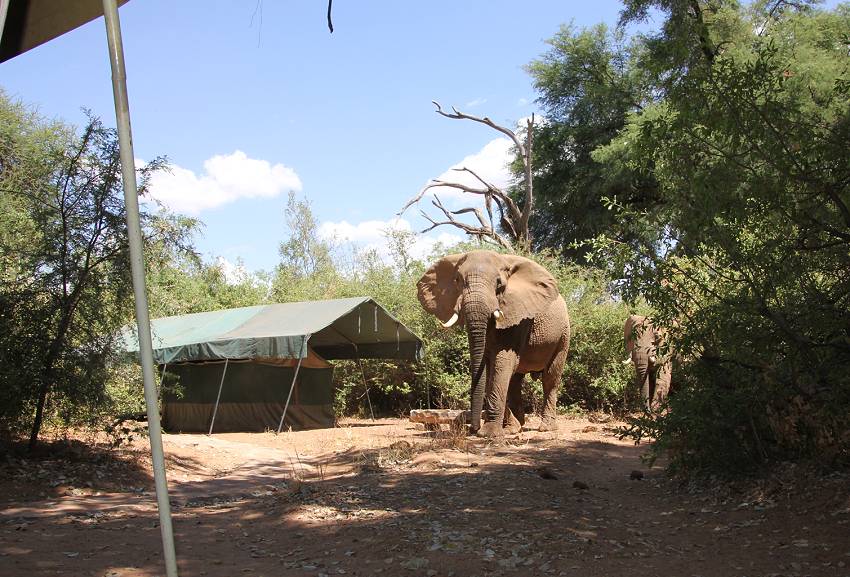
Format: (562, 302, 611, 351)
(440, 312, 459, 328)
(493, 309, 503, 320)
(649, 355, 657, 364)
(622, 357, 633, 365)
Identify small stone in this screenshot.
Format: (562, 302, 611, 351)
(630, 470, 644, 480)
(573, 480, 589, 490)
(401, 557, 429, 570)
(536, 467, 558, 480)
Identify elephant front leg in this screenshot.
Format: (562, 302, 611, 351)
(648, 362, 671, 410)
(477, 354, 517, 438)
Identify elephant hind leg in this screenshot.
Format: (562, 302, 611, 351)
(539, 335, 569, 432)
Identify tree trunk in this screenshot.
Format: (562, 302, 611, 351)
(28, 376, 51, 450)
(28, 305, 76, 450)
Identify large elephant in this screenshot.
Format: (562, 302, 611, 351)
(417, 250, 570, 437)
(623, 315, 671, 410)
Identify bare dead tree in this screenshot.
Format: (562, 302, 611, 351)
(399, 101, 534, 251)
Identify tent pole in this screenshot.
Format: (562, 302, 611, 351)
(101, 2, 178, 576)
(277, 335, 309, 434)
(208, 358, 229, 435)
(352, 344, 375, 421)
(357, 356, 376, 421)
(327, 328, 377, 422)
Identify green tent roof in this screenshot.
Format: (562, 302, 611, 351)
(120, 297, 423, 364)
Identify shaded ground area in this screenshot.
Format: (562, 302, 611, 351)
(1, 416, 848, 576)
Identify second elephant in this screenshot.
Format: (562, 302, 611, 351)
(624, 315, 671, 410)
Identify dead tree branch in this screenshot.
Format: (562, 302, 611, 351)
(398, 102, 535, 250)
(419, 196, 513, 250)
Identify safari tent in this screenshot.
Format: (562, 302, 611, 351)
(122, 297, 423, 433)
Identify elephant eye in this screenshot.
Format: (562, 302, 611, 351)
(495, 276, 505, 293)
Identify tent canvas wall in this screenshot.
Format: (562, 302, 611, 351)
(162, 350, 334, 433)
(121, 297, 423, 433)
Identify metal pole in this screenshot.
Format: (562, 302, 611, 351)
(356, 354, 376, 421)
(208, 358, 229, 435)
(0, 1, 10, 45)
(101, 2, 178, 576)
(277, 336, 308, 433)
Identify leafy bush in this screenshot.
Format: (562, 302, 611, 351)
(588, 3, 850, 473)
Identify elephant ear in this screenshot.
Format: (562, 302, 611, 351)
(496, 255, 559, 329)
(417, 253, 465, 324)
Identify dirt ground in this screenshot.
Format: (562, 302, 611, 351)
(1, 415, 848, 577)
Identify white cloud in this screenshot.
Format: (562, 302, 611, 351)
(518, 114, 548, 128)
(428, 137, 514, 204)
(319, 218, 411, 244)
(318, 218, 463, 263)
(214, 256, 249, 285)
(465, 97, 488, 108)
(517, 97, 529, 106)
(407, 116, 549, 234)
(145, 150, 302, 215)
(214, 256, 241, 284)
(412, 231, 466, 259)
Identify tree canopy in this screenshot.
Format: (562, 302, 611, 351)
(526, 0, 850, 471)
(520, 23, 661, 259)
(0, 92, 176, 446)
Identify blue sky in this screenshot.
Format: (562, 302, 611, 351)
(3, 1, 632, 274)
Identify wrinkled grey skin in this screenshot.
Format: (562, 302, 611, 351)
(624, 315, 671, 410)
(417, 251, 570, 437)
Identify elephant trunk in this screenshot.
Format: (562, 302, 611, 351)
(466, 311, 489, 434)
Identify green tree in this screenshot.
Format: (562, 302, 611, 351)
(272, 192, 341, 302)
(521, 23, 660, 259)
(0, 92, 171, 447)
(592, 1, 850, 471)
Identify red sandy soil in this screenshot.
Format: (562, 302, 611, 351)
(1, 415, 848, 577)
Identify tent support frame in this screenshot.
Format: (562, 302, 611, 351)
(277, 335, 309, 433)
(355, 352, 376, 421)
(208, 358, 230, 435)
(101, 1, 178, 575)
(326, 326, 375, 421)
